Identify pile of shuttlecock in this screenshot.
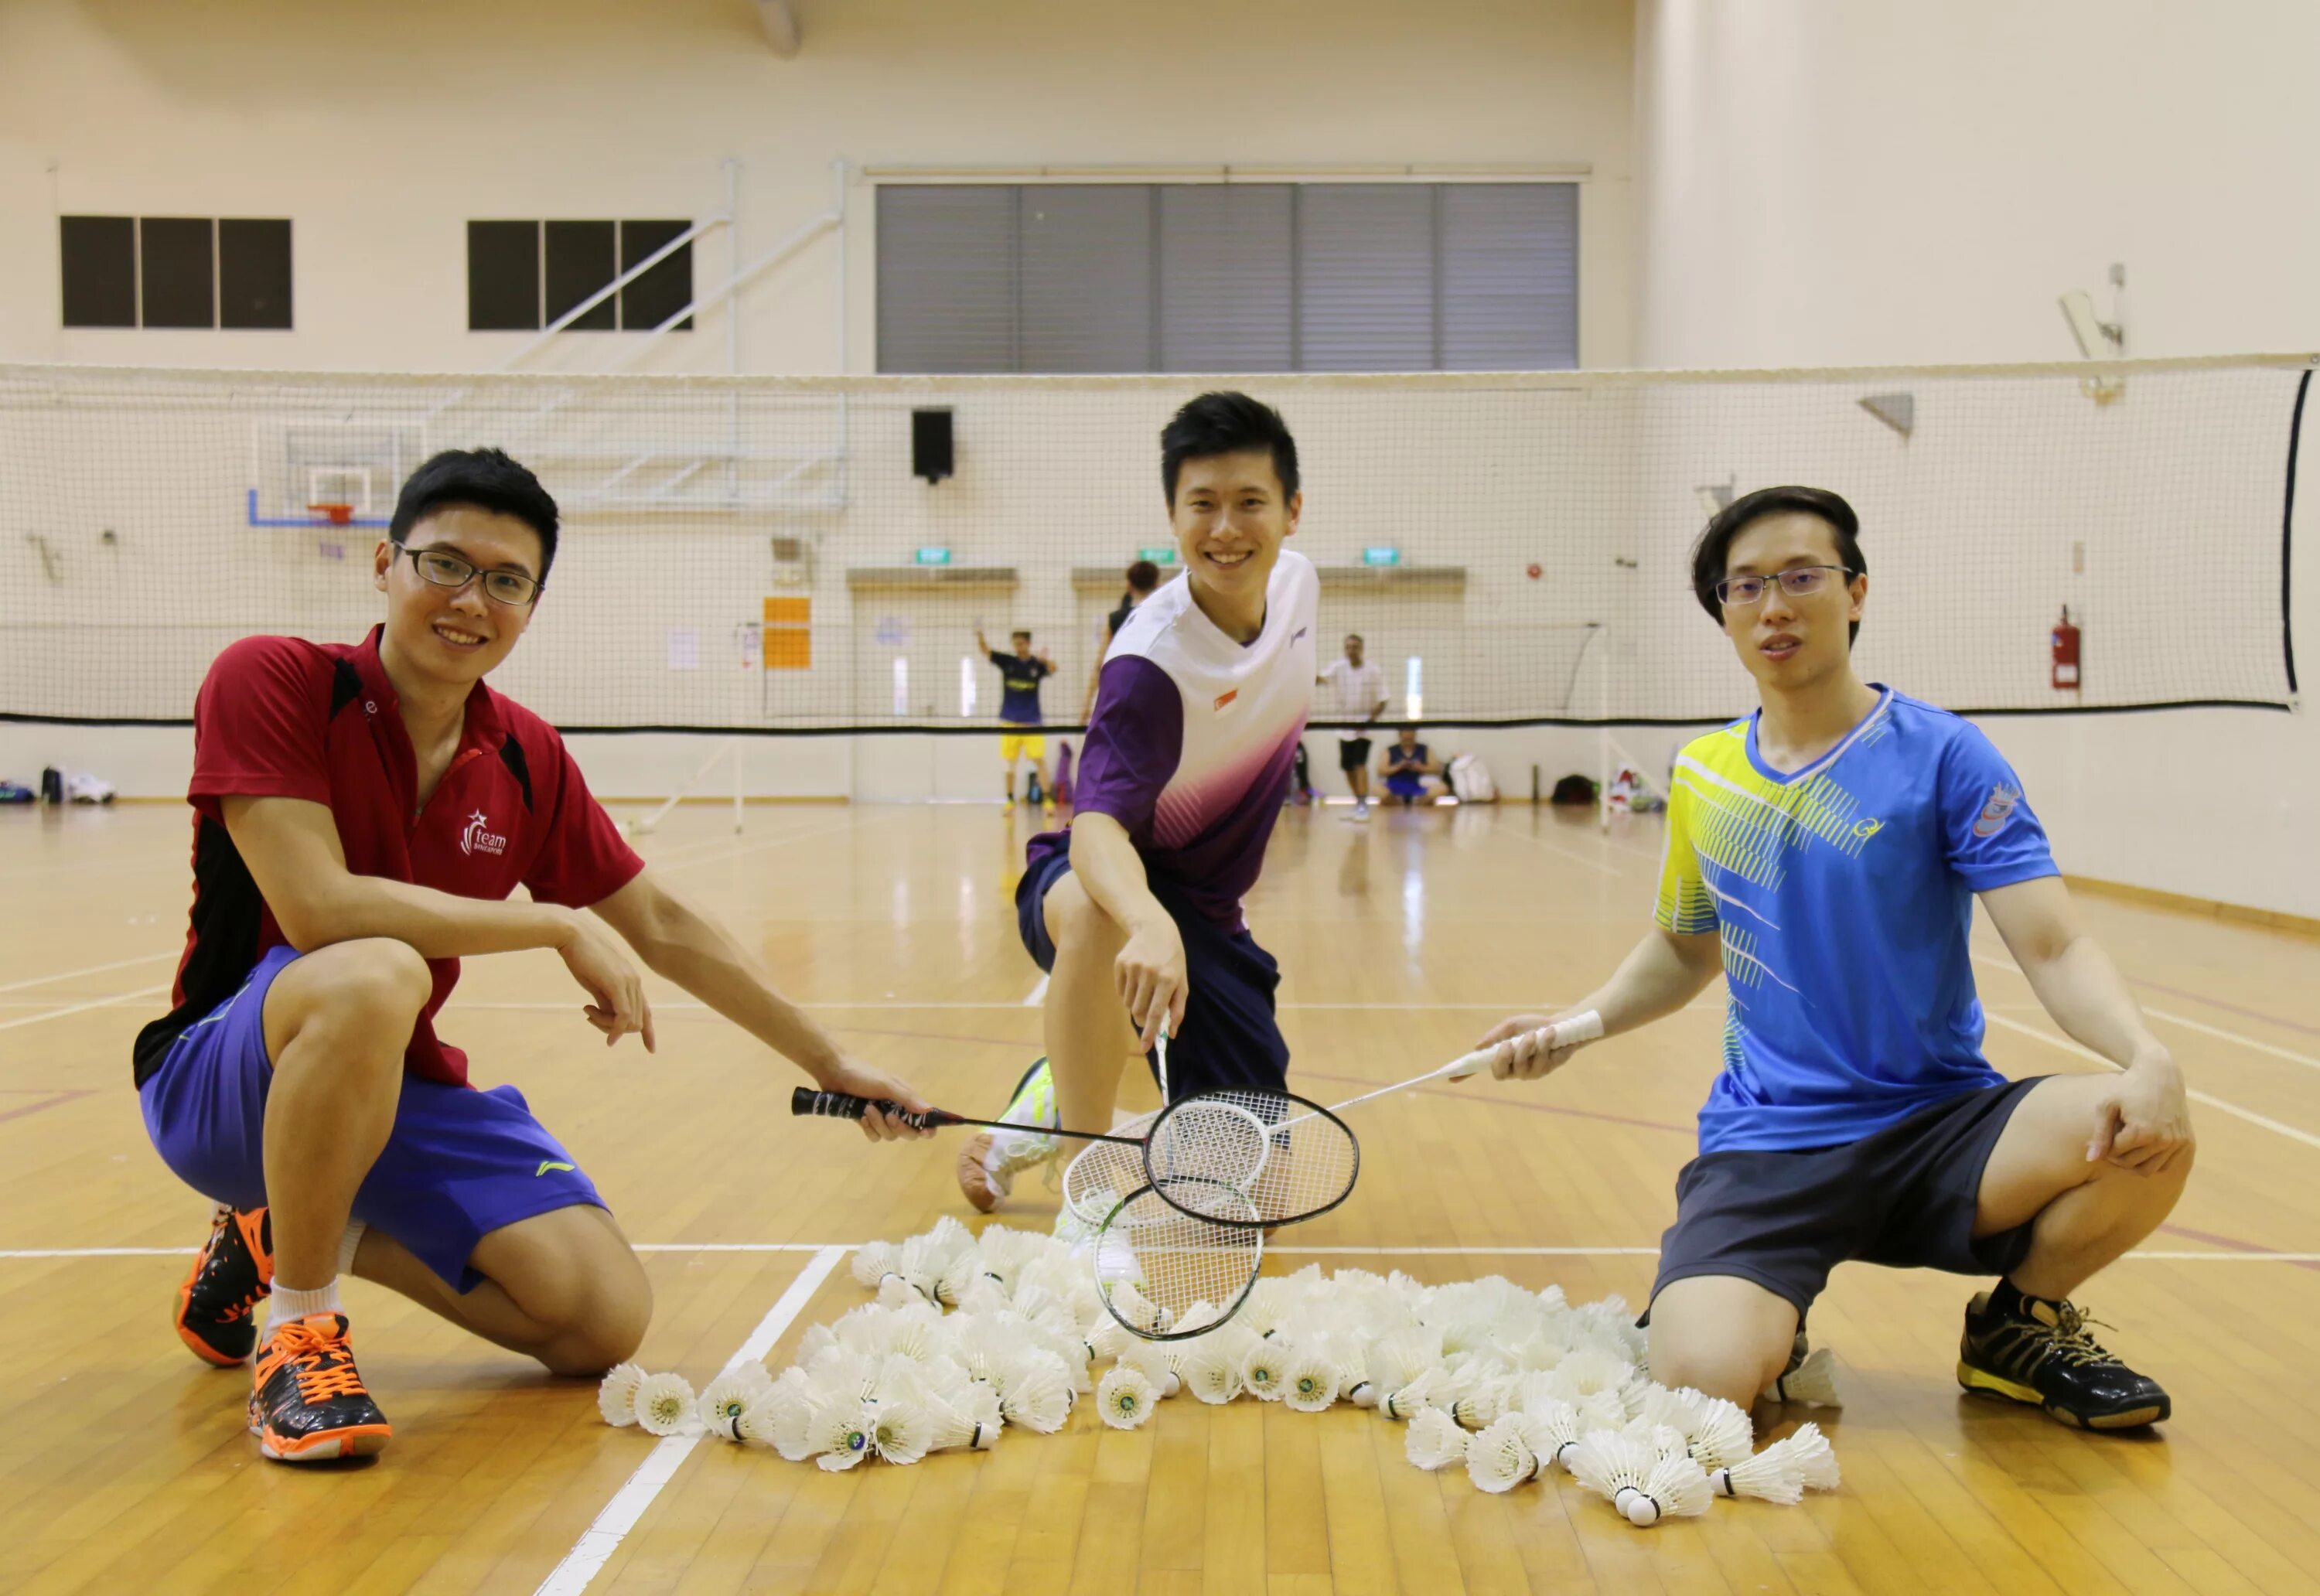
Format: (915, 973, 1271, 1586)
(596, 1217, 1840, 1523)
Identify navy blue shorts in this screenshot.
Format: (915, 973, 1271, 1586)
(138, 945, 607, 1292)
(1015, 849, 1290, 1101)
(1650, 1075, 2048, 1318)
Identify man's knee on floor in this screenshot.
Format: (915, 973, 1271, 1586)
(538, 1282, 651, 1376)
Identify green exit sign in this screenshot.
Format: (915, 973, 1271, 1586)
(1138, 546, 1179, 566)
(913, 547, 952, 566)
(1363, 547, 1401, 567)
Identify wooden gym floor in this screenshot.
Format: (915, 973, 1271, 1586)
(5, 796, 2320, 1594)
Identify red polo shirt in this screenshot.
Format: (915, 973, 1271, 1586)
(132, 627, 645, 1089)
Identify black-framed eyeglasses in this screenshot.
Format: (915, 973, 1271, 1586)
(395, 545, 543, 607)
(1714, 564, 1854, 607)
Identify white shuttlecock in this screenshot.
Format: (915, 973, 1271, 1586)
(1523, 1398, 1588, 1474)
(1631, 1383, 1703, 1436)
(878, 1273, 930, 1311)
(731, 1360, 776, 1397)
(869, 1398, 930, 1465)
(929, 1383, 1005, 1452)
(1405, 1407, 1471, 1472)
(1087, 1318, 1134, 1363)
(1240, 1342, 1289, 1403)
(1638, 1423, 1691, 1462)
(1115, 1342, 1179, 1400)
(1620, 1452, 1713, 1526)
(1380, 1366, 1451, 1422)
(634, 1372, 698, 1437)
(763, 1373, 819, 1461)
(1098, 1365, 1159, 1431)
(1549, 1345, 1632, 1401)
(1179, 1340, 1242, 1405)
(1365, 1326, 1445, 1396)
(850, 1240, 899, 1291)
(1282, 1348, 1341, 1414)
(596, 1362, 647, 1427)
(1758, 1421, 1841, 1491)
(998, 1354, 1073, 1434)
(1760, 1345, 1844, 1408)
(1708, 1444, 1805, 1506)
(1684, 1397, 1755, 1471)
(1568, 1430, 1710, 1527)
(1465, 1414, 1545, 1494)
(698, 1373, 758, 1441)
(812, 1401, 876, 1472)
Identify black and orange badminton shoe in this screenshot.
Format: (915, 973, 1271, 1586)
(248, 1312, 391, 1462)
(175, 1204, 274, 1366)
(1958, 1288, 2170, 1429)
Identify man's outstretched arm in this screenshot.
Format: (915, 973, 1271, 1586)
(1476, 926, 1723, 1079)
(590, 870, 933, 1140)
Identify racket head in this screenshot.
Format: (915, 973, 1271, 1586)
(1061, 1106, 1162, 1229)
(1093, 1178, 1264, 1342)
(1143, 1090, 1360, 1229)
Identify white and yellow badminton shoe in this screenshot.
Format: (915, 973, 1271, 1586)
(957, 1055, 1061, 1212)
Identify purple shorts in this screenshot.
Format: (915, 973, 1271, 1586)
(138, 945, 606, 1292)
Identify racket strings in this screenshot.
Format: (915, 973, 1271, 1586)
(1094, 1180, 1262, 1339)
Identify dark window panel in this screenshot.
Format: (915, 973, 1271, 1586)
(218, 218, 293, 329)
(877, 186, 1017, 373)
(1018, 186, 1154, 373)
(468, 220, 541, 331)
(1157, 185, 1294, 371)
(619, 220, 694, 332)
(140, 217, 216, 328)
(60, 216, 135, 327)
(545, 220, 617, 332)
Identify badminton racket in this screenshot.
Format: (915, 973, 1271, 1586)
(1064, 1009, 1605, 1230)
(789, 1086, 1145, 1147)
(1090, 1177, 1264, 1342)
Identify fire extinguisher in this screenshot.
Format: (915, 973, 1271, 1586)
(2051, 606, 2081, 690)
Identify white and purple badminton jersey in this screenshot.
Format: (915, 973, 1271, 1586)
(1029, 550, 1319, 931)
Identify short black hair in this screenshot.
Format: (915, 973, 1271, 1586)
(1160, 390, 1300, 506)
(1690, 485, 1866, 646)
(1124, 559, 1162, 593)
(1011, 629, 1032, 641)
(390, 448, 561, 581)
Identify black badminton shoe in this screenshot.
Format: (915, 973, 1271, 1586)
(1957, 1285, 2170, 1429)
(176, 1204, 274, 1366)
(248, 1312, 392, 1462)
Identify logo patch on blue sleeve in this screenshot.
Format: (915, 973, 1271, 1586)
(1972, 783, 2023, 838)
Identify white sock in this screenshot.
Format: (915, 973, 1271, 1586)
(337, 1219, 367, 1278)
(270, 1278, 343, 1325)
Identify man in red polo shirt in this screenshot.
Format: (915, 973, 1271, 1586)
(136, 448, 931, 1464)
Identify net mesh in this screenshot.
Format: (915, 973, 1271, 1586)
(1148, 1093, 1360, 1228)
(0, 358, 2300, 729)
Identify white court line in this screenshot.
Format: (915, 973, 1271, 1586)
(1022, 974, 1049, 1006)
(532, 1244, 848, 1596)
(1488, 822, 1623, 877)
(1970, 950, 2320, 1075)
(1983, 1011, 2320, 1154)
(0, 951, 175, 994)
(7, 1240, 2318, 1263)
(650, 811, 902, 878)
(1971, 950, 2320, 1153)
(0, 983, 169, 1034)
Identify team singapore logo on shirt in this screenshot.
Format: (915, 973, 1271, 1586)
(461, 810, 509, 857)
(1972, 783, 2024, 838)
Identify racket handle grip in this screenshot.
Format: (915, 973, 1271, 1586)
(1447, 1010, 1605, 1080)
(790, 1086, 939, 1131)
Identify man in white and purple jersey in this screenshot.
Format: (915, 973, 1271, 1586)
(957, 392, 1318, 1212)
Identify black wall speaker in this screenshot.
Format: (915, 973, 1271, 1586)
(912, 408, 954, 483)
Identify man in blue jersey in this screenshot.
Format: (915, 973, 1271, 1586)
(1479, 486, 2192, 1431)
(977, 626, 1057, 813)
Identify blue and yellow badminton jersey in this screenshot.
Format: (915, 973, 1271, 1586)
(1656, 687, 2057, 1154)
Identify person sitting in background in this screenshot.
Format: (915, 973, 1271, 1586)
(1380, 726, 1446, 805)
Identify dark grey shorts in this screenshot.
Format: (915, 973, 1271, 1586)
(1650, 1075, 2049, 1318)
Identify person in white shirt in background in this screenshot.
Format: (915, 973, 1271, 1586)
(1317, 634, 1386, 821)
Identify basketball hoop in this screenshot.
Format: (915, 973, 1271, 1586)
(307, 503, 357, 526)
